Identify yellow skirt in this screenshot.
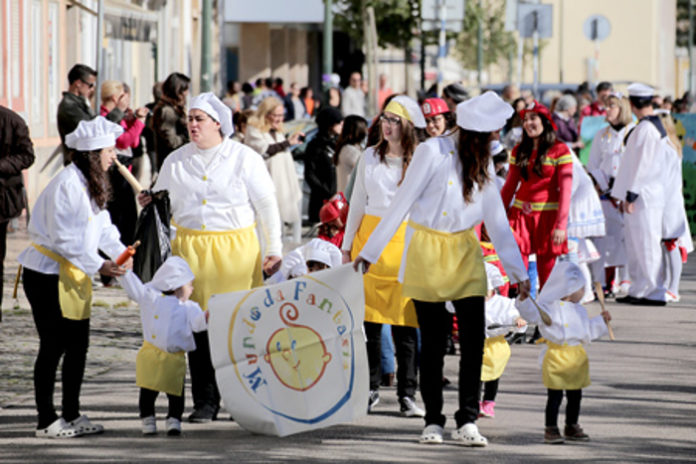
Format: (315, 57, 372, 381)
(403, 222, 487, 302)
(172, 222, 263, 311)
(135, 341, 186, 396)
(481, 335, 511, 381)
(351, 214, 417, 327)
(542, 342, 590, 390)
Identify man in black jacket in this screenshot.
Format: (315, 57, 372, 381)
(56, 64, 98, 165)
(0, 105, 35, 318)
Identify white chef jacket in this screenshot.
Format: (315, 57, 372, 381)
(516, 298, 607, 346)
(153, 138, 282, 256)
(358, 134, 528, 284)
(342, 147, 404, 252)
(485, 294, 525, 338)
(121, 271, 207, 353)
(18, 163, 125, 275)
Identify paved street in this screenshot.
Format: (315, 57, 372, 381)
(1, 225, 695, 463)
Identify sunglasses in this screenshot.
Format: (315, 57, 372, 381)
(81, 79, 95, 89)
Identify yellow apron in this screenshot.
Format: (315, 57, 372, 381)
(542, 341, 590, 390)
(481, 335, 511, 381)
(32, 243, 92, 321)
(135, 341, 186, 396)
(350, 214, 416, 327)
(172, 222, 263, 311)
(402, 222, 487, 302)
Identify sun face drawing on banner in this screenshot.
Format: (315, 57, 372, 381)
(263, 302, 332, 391)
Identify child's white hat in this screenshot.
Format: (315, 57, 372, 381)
(65, 116, 124, 151)
(146, 256, 195, 292)
(484, 263, 505, 291)
(304, 238, 342, 269)
(538, 261, 585, 305)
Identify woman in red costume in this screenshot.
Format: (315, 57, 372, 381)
(500, 101, 573, 288)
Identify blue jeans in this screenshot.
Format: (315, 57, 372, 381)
(380, 324, 395, 375)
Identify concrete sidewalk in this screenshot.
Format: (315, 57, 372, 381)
(1, 228, 695, 463)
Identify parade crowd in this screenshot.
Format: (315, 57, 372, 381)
(3, 63, 692, 446)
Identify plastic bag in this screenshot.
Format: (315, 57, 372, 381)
(133, 190, 171, 283)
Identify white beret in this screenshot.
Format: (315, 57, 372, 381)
(456, 91, 513, 132)
(627, 83, 654, 98)
(190, 92, 234, 137)
(65, 116, 124, 151)
(146, 256, 195, 292)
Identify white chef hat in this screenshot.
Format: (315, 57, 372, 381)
(489, 140, 505, 156)
(189, 92, 234, 137)
(627, 83, 654, 98)
(146, 256, 195, 292)
(304, 238, 342, 269)
(384, 95, 427, 129)
(484, 263, 505, 291)
(65, 116, 124, 151)
(456, 91, 513, 132)
(537, 261, 585, 305)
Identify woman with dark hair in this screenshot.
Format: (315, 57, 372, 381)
(304, 107, 344, 223)
(342, 96, 427, 419)
(335, 115, 367, 193)
(500, 101, 573, 288)
(353, 92, 529, 446)
(501, 97, 526, 150)
(421, 97, 455, 138)
(18, 117, 133, 438)
(153, 72, 190, 171)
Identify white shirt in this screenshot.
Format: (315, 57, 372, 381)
(341, 87, 366, 118)
(358, 134, 528, 284)
(485, 294, 524, 338)
(154, 138, 282, 255)
(342, 147, 404, 252)
(18, 164, 125, 275)
(120, 271, 207, 353)
(586, 123, 633, 192)
(516, 298, 607, 346)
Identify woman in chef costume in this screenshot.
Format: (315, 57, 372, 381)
(516, 261, 611, 444)
(354, 92, 530, 447)
(120, 256, 207, 436)
(18, 117, 132, 438)
(139, 92, 282, 422)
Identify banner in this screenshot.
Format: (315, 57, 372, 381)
(672, 113, 696, 232)
(208, 264, 368, 436)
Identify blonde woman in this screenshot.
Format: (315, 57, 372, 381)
(245, 97, 304, 244)
(586, 93, 634, 297)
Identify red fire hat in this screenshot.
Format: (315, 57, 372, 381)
(520, 100, 557, 131)
(319, 192, 349, 225)
(421, 98, 450, 118)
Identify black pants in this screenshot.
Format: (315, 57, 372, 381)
(0, 220, 8, 310)
(24, 268, 90, 429)
(545, 389, 582, 427)
(414, 297, 485, 428)
(481, 378, 499, 402)
(139, 387, 184, 420)
(188, 330, 220, 412)
(364, 321, 418, 399)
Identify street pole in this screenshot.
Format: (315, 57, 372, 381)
(95, 0, 104, 106)
(200, 0, 213, 92)
(437, 0, 446, 95)
(690, 0, 694, 96)
(532, 11, 539, 99)
(477, 0, 483, 86)
(323, 0, 334, 90)
(558, 0, 564, 83)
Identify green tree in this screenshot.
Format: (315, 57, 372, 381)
(333, 0, 420, 49)
(454, 0, 517, 70)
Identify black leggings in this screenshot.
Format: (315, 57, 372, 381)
(414, 296, 485, 428)
(545, 388, 582, 427)
(481, 378, 499, 402)
(364, 321, 419, 399)
(24, 268, 90, 429)
(139, 387, 185, 420)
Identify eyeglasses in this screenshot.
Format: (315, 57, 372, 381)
(380, 115, 401, 126)
(81, 79, 95, 89)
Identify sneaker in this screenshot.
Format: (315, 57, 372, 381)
(452, 423, 488, 447)
(141, 416, 157, 435)
(544, 426, 565, 444)
(35, 418, 81, 439)
(399, 397, 425, 418)
(479, 400, 495, 418)
(166, 417, 182, 436)
(367, 390, 380, 413)
(564, 424, 590, 441)
(68, 415, 104, 436)
(188, 405, 219, 423)
(419, 424, 444, 444)
(666, 291, 680, 303)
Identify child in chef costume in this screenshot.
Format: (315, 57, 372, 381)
(266, 238, 343, 284)
(120, 256, 208, 436)
(479, 263, 527, 419)
(516, 261, 611, 444)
